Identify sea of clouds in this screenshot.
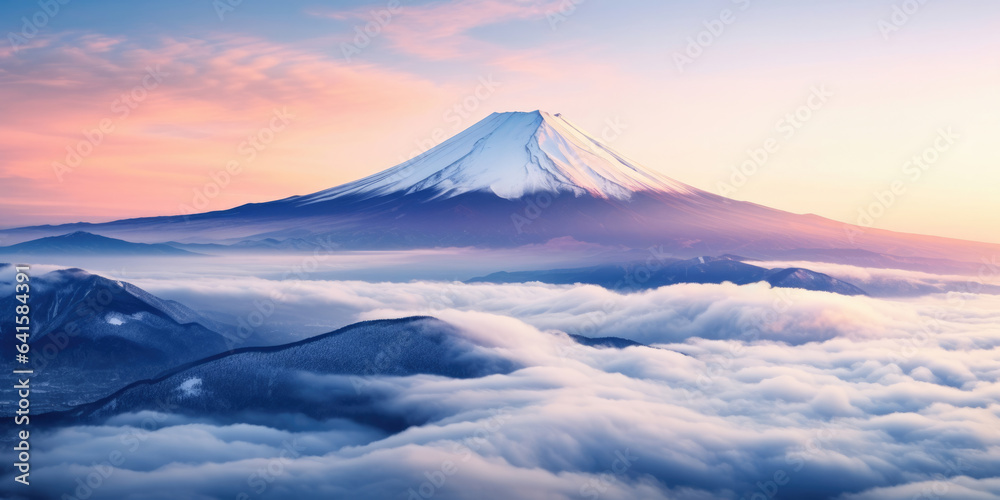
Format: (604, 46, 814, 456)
(3, 262, 999, 499)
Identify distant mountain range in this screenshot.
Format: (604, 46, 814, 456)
(468, 255, 868, 296)
(0, 111, 994, 269)
(0, 231, 197, 256)
(0, 231, 339, 256)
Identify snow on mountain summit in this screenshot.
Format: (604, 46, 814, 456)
(298, 111, 699, 203)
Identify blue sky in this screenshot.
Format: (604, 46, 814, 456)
(2, 0, 998, 242)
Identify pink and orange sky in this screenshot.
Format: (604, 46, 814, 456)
(2, 0, 998, 243)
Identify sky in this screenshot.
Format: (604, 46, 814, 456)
(5, 267, 1000, 499)
(1, 0, 998, 243)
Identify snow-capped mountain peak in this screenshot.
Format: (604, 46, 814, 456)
(298, 110, 698, 204)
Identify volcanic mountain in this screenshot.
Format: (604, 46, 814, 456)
(2, 111, 995, 264)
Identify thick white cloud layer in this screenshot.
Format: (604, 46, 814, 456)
(129, 272, 1000, 347)
(3, 270, 999, 499)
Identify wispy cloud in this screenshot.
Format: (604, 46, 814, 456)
(312, 0, 566, 61)
(0, 32, 453, 223)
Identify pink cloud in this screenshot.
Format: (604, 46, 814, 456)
(0, 32, 460, 224)
(316, 0, 567, 61)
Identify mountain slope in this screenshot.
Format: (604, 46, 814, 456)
(40, 317, 520, 431)
(298, 111, 696, 202)
(0, 111, 994, 266)
(763, 267, 867, 295)
(0, 268, 231, 412)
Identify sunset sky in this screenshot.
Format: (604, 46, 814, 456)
(2, 0, 998, 243)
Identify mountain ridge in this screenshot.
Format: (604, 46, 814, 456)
(0, 110, 995, 267)
(296, 111, 698, 203)
(34, 316, 519, 430)
(0, 267, 230, 413)
(467, 255, 869, 296)
(0, 231, 198, 256)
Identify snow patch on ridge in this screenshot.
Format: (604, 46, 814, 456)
(177, 377, 203, 398)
